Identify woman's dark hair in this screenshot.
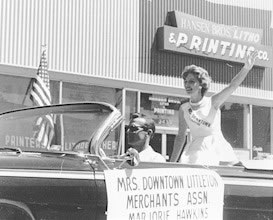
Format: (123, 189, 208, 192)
(182, 65, 212, 96)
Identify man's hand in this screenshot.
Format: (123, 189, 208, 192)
(126, 148, 140, 166)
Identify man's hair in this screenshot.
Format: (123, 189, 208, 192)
(130, 113, 155, 134)
(182, 64, 212, 96)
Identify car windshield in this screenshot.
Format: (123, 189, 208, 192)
(0, 103, 121, 155)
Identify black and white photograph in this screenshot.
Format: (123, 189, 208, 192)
(0, 0, 272, 219)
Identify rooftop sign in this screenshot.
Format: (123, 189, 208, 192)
(158, 11, 272, 68)
(168, 11, 263, 45)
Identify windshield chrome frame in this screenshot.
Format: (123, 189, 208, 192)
(89, 106, 123, 157)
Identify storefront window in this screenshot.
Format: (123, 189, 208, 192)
(150, 133, 162, 154)
(62, 82, 122, 155)
(0, 75, 59, 113)
(253, 106, 271, 154)
(140, 93, 186, 128)
(138, 93, 187, 160)
(125, 90, 138, 124)
(0, 75, 31, 112)
(167, 134, 176, 161)
(221, 102, 244, 149)
(62, 82, 120, 105)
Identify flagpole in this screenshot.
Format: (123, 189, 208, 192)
(22, 78, 34, 105)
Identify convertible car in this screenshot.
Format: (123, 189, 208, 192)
(0, 102, 272, 220)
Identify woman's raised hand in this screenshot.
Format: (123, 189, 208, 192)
(244, 50, 258, 70)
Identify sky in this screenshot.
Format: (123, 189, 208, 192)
(206, 0, 273, 27)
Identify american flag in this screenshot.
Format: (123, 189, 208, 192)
(30, 47, 55, 149)
(30, 48, 51, 106)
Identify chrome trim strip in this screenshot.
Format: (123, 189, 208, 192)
(0, 169, 272, 188)
(0, 169, 106, 180)
(223, 177, 273, 188)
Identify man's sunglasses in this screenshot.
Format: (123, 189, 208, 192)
(126, 125, 149, 133)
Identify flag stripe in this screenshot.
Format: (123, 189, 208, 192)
(35, 115, 54, 130)
(30, 90, 50, 106)
(30, 78, 51, 106)
(35, 76, 51, 100)
(35, 121, 45, 142)
(41, 124, 49, 147)
(45, 115, 54, 127)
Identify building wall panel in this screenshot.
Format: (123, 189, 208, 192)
(0, 0, 139, 79)
(0, 0, 272, 102)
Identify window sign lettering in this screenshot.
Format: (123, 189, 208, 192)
(141, 93, 186, 128)
(4, 134, 45, 149)
(64, 140, 117, 153)
(104, 168, 224, 220)
(3, 133, 118, 156)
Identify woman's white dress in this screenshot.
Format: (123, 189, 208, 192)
(180, 96, 238, 165)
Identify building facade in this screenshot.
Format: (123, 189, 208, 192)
(0, 0, 272, 160)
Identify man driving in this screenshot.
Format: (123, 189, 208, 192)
(126, 113, 166, 163)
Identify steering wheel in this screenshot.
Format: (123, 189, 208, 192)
(72, 140, 90, 151)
